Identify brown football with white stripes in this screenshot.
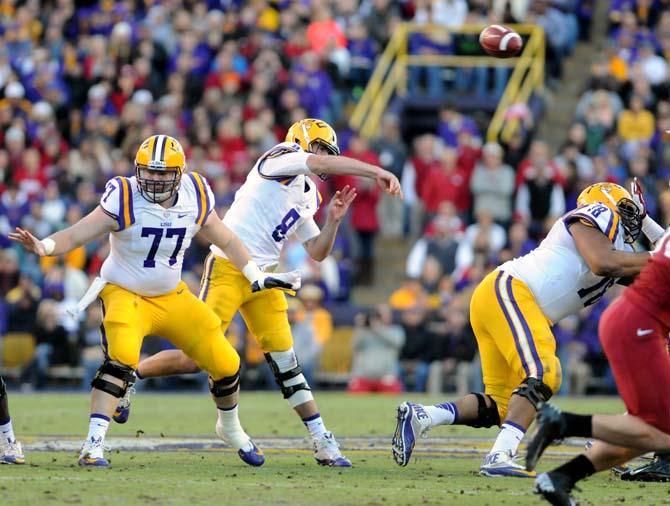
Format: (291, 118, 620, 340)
(479, 24, 523, 58)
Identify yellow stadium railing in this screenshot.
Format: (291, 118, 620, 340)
(350, 23, 545, 144)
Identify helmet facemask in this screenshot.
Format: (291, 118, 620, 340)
(135, 163, 182, 204)
(617, 197, 642, 244)
(308, 139, 340, 156)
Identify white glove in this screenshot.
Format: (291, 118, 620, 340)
(242, 261, 302, 292)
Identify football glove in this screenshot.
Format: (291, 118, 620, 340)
(242, 261, 301, 293)
(251, 271, 302, 293)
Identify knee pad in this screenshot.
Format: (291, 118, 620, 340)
(91, 360, 136, 398)
(264, 349, 313, 408)
(209, 369, 240, 398)
(512, 377, 554, 410)
(466, 392, 501, 428)
(0, 376, 6, 400)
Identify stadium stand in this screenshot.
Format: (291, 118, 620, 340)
(0, 0, 666, 395)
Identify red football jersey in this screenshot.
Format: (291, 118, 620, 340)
(627, 230, 670, 329)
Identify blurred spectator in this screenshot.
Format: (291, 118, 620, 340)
(617, 94, 655, 155)
(398, 304, 435, 392)
(515, 159, 566, 230)
(406, 205, 463, 279)
(20, 299, 71, 389)
(422, 147, 471, 217)
(299, 284, 333, 347)
(455, 210, 507, 275)
(5, 273, 39, 333)
(348, 304, 405, 393)
(425, 296, 479, 395)
(289, 298, 321, 387)
(372, 115, 407, 238)
(389, 277, 428, 310)
(470, 142, 515, 225)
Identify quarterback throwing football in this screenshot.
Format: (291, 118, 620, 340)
(116, 119, 402, 466)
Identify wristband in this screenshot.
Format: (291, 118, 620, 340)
(242, 261, 262, 283)
(41, 238, 55, 255)
(642, 216, 665, 243)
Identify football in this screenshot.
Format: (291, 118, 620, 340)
(479, 24, 523, 58)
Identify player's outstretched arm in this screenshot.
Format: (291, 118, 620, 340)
(9, 206, 117, 256)
(304, 185, 357, 261)
(307, 154, 403, 198)
(199, 210, 301, 292)
(571, 222, 651, 278)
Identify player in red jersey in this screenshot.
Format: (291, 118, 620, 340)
(524, 183, 670, 505)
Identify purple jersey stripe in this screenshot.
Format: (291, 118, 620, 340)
(506, 275, 544, 380)
(188, 173, 203, 224)
(494, 271, 531, 377)
(115, 177, 126, 230)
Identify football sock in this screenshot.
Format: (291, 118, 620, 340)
(303, 413, 327, 440)
(424, 402, 458, 426)
(553, 454, 596, 486)
(562, 412, 592, 438)
(489, 421, 526, 455)
(86, 413, 110, 442)
(217, 405, 254, 452)
(0, 419, 16, 444)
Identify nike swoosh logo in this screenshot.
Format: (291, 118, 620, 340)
(637, 328, 654, 336)
(178, 213, 188, 218)
(177, 289, 184, 294)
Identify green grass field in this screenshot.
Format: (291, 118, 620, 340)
(2, 392, 668, 506)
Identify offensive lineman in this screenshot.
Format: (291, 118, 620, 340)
(10, 135, 299, 467)
(115, 119, 402, 466)
(393, 181, 663, 476)
(0, 377, 23, 464)
(526, 227, 670, 504)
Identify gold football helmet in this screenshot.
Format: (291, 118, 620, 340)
(577, 182, 641, 243)
(135, 135, 186, 203)
(285, 118, 340, 156)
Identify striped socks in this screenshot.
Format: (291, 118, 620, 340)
(424, 402, 458, 426)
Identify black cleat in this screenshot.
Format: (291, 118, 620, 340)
(526, 403, 567, 472)
(533, 472, 578, 506)
(621, 454, 670, 482)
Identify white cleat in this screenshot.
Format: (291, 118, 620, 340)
(480, 450, 536, 478)
(0, 439, 25, 464)
(391, 402, 432, 467)
(78, 437, 109, 467)
(314, 431, 352, 467)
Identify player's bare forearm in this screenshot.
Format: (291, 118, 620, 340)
(11, 206, 115, 256)
(571, 222, 650, 278)
(54, 207, 117, 254)
(199, 211, 252, 271)
(304, 218, 340, 261)
(307, 154, 380, 178)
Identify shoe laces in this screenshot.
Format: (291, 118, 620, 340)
(315, 432, 341, 454)
(3, 439, 23, 455)
(82, 437, 109, 458)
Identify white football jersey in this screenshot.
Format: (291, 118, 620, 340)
(500, 203, 633, 323)
(99, 172, 214, 296)
(211, 142, 322, 269)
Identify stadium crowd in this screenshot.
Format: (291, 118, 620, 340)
(0, 0, 665, 396)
